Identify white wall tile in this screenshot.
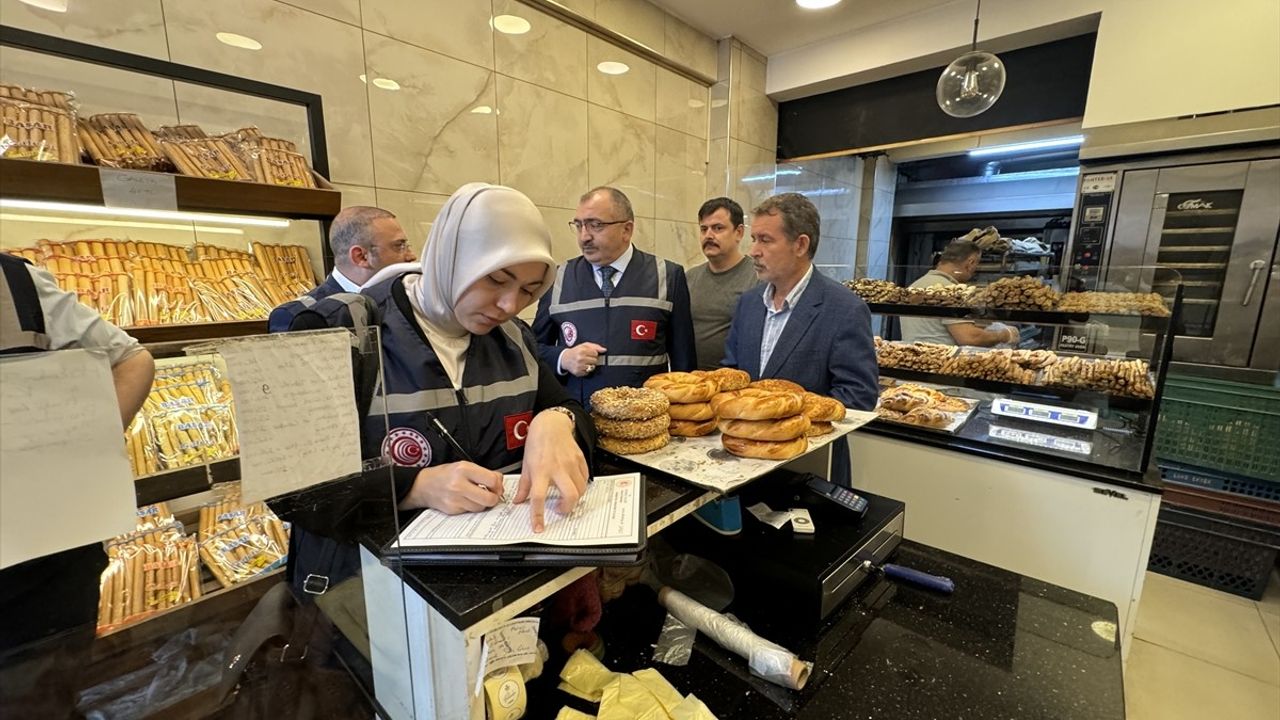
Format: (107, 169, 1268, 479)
(493, 0, 588, 99)
(361, 0, 493, 68)
(589, 104, 657, 219)
(497, 76, 588, 210)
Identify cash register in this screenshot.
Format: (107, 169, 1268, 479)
(665, 469, 905, 628)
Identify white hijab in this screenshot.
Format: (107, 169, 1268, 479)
(366, 182, 555, 387)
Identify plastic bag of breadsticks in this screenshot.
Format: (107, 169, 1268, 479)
(150, 407, 225, 470)
(98, 534, 201, 633)
(198, 516, 286, 588)
(78, 113, 168, 171)
(0, 82, 77, 113)
(124, 414, 160, 477)
(0, 97, 81, 164)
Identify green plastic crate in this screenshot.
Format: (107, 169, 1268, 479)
(1155, 376, 1280, 483)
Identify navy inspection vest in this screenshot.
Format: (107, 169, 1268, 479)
(536, 249, 677, 406)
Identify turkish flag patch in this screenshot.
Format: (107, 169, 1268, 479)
(503, 411, 534, 450)
(631, 320, 657, 340)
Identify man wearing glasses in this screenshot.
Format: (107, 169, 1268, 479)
(533, 186, 696, 407)
(268, 205, 416, 331)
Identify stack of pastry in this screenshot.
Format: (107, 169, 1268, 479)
(590, 386, 671, 455)
(713, 383, 809, 460)
(97, 503, 202, 632)
(198, 491, 289, 589)
(644, 371, 729, 437)
(801, 392, 846, 436)
(876, 383, 968, 429)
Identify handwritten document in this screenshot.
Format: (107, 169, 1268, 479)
(393, 473, 641, 549)
(99, 168, 178, 211)
(482, 617, 541, 678)
(0, 350, 137, 569)
(217, 330, 361, 503)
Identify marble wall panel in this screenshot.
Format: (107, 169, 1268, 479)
(360, 0, 493, 68)
(731, 140, 779, 214)
(656, 67, 708, 139)
(708, 79, 730, 141)
(594, 0, 664, 51)
(706, 137, 729, 198)
(663, 14, 717, 79)
(0, 0, 169, 58)
(654, 127, 706, 223)
(653, 219, 703, 267)
(493, 0, 588, 99)
(375, 188, 449, 248)
(282, 0, 359, 25)
(548, 0, 595, 19)
(497, 76, 588, 210)
(364, 32, 498, 195)
(537, 205, 582, 264)
(161, 0, 375, 186)
(587, 36, 655, 121)
(588, 105, 657, 219)
(331, 182, 379, 209)
(814, 236, 857, 283)
(630, 216, 655, 254)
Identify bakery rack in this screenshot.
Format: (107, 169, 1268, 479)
(861, 270, 1183, 480)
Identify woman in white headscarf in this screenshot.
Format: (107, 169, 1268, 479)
(356, 182, 593, 531)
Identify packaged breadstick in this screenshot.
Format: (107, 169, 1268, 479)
(0, 97, 80, 163)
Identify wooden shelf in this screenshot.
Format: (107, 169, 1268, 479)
(126, 320, 268, 347)
(0, 157, 340, 220)
(134, 457, 240, 506)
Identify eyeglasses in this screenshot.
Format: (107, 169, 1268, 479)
(569, 219, 628, 233)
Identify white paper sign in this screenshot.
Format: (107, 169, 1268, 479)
(217, 331, 362, 503)
(0, 350, 137, 570)
(482, 617, 541, 676)
(99, 168, 178, 211)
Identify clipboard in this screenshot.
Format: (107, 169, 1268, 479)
(384, 473, 647, 567)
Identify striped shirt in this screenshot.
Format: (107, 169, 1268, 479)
(759, 264, 814, 372)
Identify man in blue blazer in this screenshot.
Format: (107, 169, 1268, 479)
(268, 206, 415, 331)
(723, 192, 879, 487)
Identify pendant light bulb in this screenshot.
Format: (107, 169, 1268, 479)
(937, 1, 1006, 118)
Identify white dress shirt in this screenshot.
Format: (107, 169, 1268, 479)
(759, 264, 814, 373)
(331, 267, 362, 293)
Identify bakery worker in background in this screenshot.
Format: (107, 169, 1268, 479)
(722, 193, 879, 487)
(0, 252, 155, 715)
(533, 186, 696, 407)
(268, 205, 415, 331)
(899, 239, 1019, 347)
(686, 197, 759, 370)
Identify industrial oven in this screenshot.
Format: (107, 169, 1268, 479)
(1064, 146, 1280, 372)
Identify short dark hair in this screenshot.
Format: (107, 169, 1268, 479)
(698, 197, 744, 227)
(938, 239, 981, 264)
(581, 186, 634, 222)
(752, 192, 820, 258)
(330, 206, 397, 259)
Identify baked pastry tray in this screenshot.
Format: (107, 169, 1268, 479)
(875, 396, 980, 434)
(603, 409, 878, 494)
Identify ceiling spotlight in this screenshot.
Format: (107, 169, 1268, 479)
(215, 32, 263, 51)
(470, 106, 494, 114)
(358, 74, 367, 83)
(490, 14, 531, 34)
(597, 61, 630, 75)
(796, 0, 841, 8)
(371, 77, 401, 91)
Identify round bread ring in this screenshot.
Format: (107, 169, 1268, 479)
(802, 393, 846, 422)
(806, 421, 834, 437)
(591, 412, 670, 439)
(643, 372, 718, 403)
(590, 386, 669, 420)
(599, 431, 670, 455)
(668, 401, 714, 421)
(717, 414, 810, 441)
(711, 388, 803, 420)
(721, 434, 807, 460)
(694, 367, 750, 392)
(749, 378, 806, 394)
(669, 417, 717, 437)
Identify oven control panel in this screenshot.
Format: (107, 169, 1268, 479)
(1068, 172, 1117, 291)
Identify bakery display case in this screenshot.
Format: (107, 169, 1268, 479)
(847, 265, 1182, 481)
(0, 26, 340, 344)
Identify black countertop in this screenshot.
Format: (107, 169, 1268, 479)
(357, 467, 708, 629)
(526, 539, 1125, 720)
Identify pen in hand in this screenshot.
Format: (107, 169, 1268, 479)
(428, 414, 505, 503)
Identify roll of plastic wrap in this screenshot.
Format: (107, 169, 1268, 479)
(657, 586, 810, 690)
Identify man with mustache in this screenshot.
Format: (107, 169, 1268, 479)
(533, 186, 696, 407)
(686, 197, 759, 369)
(722, 192, 878, 487)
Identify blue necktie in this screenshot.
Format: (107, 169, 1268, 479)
(599, 265, 617, 298)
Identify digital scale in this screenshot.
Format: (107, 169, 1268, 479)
(665, 470, 905, 627)
(990, 397, 1099, 430)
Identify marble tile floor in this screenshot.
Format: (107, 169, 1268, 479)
(1126, 569, 1280, 719)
